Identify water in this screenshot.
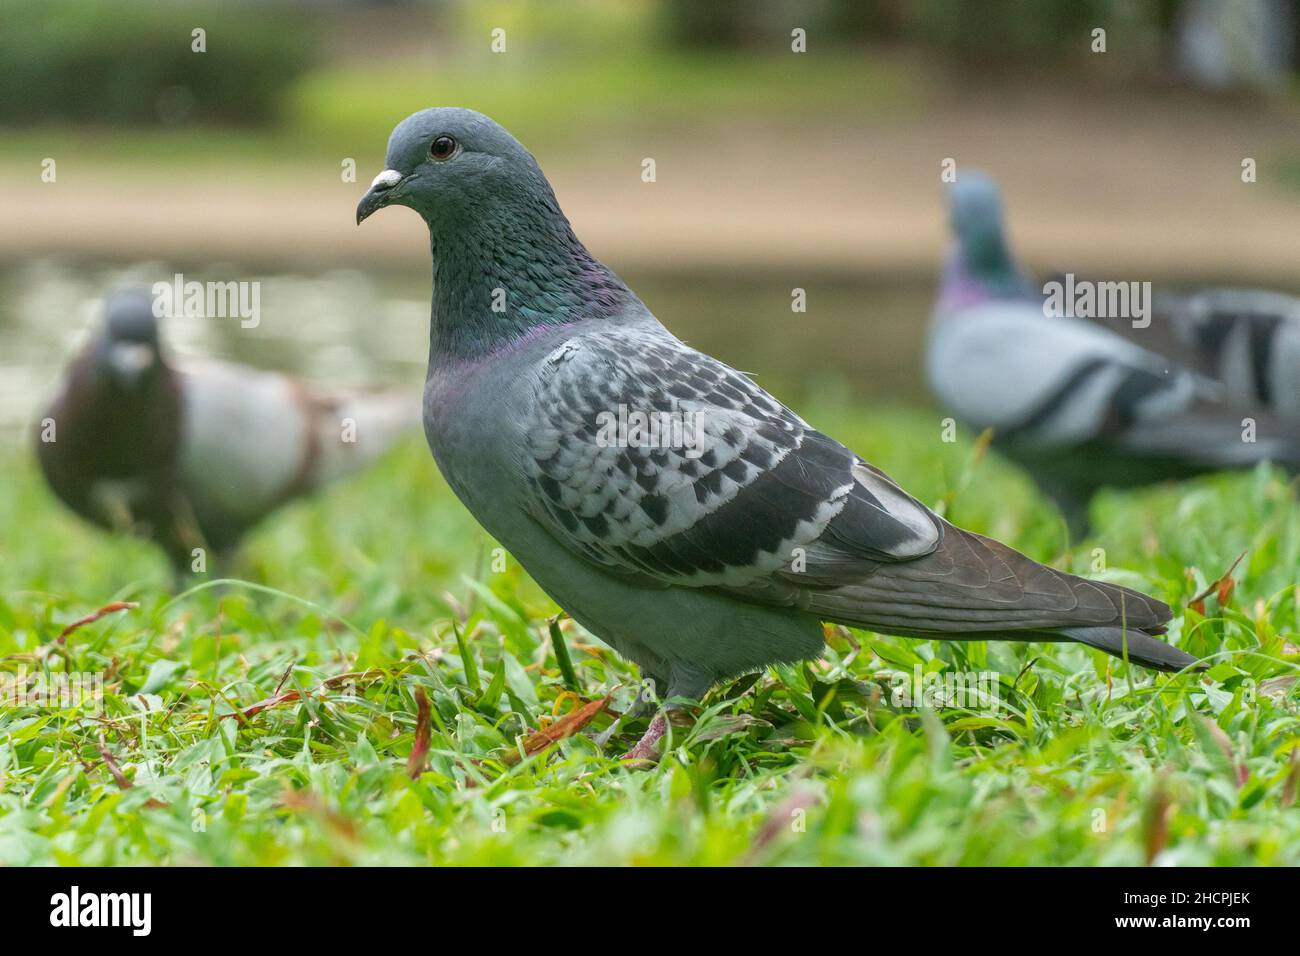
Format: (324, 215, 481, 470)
(0, 259, 937, 446)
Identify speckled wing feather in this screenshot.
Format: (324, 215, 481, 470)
(523, 327, 941, 592)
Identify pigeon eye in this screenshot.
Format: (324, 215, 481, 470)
(430, 135, 458, 161)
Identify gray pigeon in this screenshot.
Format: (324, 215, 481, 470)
(929, 170, 1300, 538)
(357, 110, 1197, 762)
(36, 289, 417, 577)
(1142, 287, 1300, 422)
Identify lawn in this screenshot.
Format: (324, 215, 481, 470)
(0, 401, 1296, 866)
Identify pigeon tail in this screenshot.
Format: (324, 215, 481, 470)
(1058, 625, 1203, 673)
(801, 523, 1189, 674)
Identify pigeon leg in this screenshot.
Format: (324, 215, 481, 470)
(619, 668, 710, 766)
(622, 712, 668, 765)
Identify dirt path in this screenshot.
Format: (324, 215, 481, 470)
(4, 88, 1299, 281)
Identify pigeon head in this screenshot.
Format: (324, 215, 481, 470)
(355, 108, 546, 227)
(97, 289, 166, 391)
(358, 108, 633, 360)
(943, 170, 1034, 296)
(948, 171, 1008, 260)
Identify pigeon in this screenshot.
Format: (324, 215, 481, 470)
(1140, 287, 1300, 423)
(36, 289, 418, 578)
(929, 170, 1300, 538)
(357, 109, 1197, 763)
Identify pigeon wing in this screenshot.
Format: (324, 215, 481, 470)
(521, 328, 941, 592)
(1031, 281, 1300, 424)
(930, 299, 1300, 463)
(1154, 288, 1300, 418)
(522, 327, 1169, 637)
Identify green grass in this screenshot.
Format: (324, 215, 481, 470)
(1, 402, 1297, 866)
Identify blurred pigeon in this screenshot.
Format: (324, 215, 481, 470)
(929, 170, 1300, 537)
(357, 109, 1197, 763)
(1034, 278, 1300, 425)
(36, 290, 417, 577)
(1141, 288, 1300, 422)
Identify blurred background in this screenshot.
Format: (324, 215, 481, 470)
(2, 0, 1299, 441)
(5, 1, 1298, 868)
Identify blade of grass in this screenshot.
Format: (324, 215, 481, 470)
(549, 616, 580, 693)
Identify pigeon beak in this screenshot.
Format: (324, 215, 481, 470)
(357, 169, 407, 224)
(107, 341, 156, 389)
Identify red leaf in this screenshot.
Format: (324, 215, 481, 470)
(1215, 575, 1235, 606)
(500, 693, 612, 767)
(1143, 776, 1170, 865)
(406, 688, 431, 779)
(96, 745, 167, 808)
(220, 689, 304, 721)
(217, 670, 388, 724)
(1186, 551, 1246, 611)
(57, 601, 139, 643)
